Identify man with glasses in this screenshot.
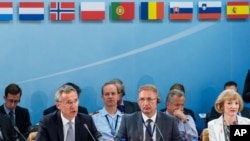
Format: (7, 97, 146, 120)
(36, 84, 99, 141)
(110, 78, 140, 114)
(43, 82, 88, 115)
(115, 84, 182, 141)
(0, 83, 31, 141)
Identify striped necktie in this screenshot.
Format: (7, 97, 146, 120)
(9, 111, 15, 126)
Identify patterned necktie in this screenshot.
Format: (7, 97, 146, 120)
(145, 119, 152, 141)
(66, 121, 73, 141)
(9, 111, 15, 126)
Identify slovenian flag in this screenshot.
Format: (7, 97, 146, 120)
(198, 1, 221, 20)
(81, 2, 105, 20)
(111, 2, 134, 20)
(19, 2, 44, 20)
(0, 2, 13, 21)
(50, 2, 75, 21)
(140, 2, 164, 20)
(227, 1, 249, 19)
(170, 2, 193, 20)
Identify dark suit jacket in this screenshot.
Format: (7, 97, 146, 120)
(0, 105, 31, 140)
(160, 107, 196, 122)
(208, 106, 250, 123)
(35, 111, 98, 141)
(243, 70, 250, 103)
(123, 100, 140, 114)
(0, 114, 16, 141)
(43, 105, 88, 115)
(114, 111, 182, 141)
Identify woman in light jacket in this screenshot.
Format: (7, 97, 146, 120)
(208, 89, 250, 141)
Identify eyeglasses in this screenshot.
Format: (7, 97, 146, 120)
(59, 99, 79, 106)
(138, 97, 157, 102)
(6, 99, 20, 104)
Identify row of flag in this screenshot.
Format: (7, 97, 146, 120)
(0, 1, 249, 21)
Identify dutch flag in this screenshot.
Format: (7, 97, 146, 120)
(19, 2, 44, 21)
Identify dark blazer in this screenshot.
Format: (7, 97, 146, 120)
(124, 100, 140, 114)
(160, 107, 196, 122)
(208, 106, 250, 123)
(243, 70, 250, 103)
(0, 105, 31, 139)
(114, 111, 182, 141)
(43, 105, 88, 115)
(0, 114, 16, 141)
(35, 111, 98, 141)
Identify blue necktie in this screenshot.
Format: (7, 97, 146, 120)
(145, 119, 152, 141)
(9, 111, 15, 126)
(117, 105, 125, 113)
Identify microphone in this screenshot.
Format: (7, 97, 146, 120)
(84, 123, 96, 141)
(154, 123, 165, 141)
(14, 126, 27, 141)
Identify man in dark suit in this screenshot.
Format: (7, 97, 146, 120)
(0, 83, 31, 141)
(115, 84, 182, 141)
(110, 78, 140, 113)
(0, 114, 16, 141)
(43, 82, 88, 115)
(208, 81, 250, 123)
(243, 70, 250, 103)
(36, 84, 99, 141)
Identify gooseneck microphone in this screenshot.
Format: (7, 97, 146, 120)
(14, 126, 27, 141)
(154, 123, 165, 141)
(84, 123, 96, 141)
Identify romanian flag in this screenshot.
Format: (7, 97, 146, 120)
(140, 2, 164, 20)
(81, 2, 105, 20)
(0, 2, 13, 21)
(170, 2, 193, 20)
(227, 1, 249, 19)
(198, 1, 221, 20)
(111, 2, 134, 20)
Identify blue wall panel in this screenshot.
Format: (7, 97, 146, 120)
(0, 0, 250, 133)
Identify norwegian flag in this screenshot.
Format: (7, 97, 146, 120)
(50, 2, 75, 21)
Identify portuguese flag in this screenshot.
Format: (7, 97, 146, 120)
(111, 2, 134, 20)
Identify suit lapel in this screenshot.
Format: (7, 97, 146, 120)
(155, 113, 162, 141)
(215, 117, 225, 141)
(136, 113, 143, 141)
(75, 116, 82, 141)
(56, 111, 64, 141)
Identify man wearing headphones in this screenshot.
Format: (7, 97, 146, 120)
(110, 78, 140, 114)
(115, 84, 181, 141)
(165, 89, 198, 141)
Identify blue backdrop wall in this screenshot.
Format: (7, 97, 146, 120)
(0, 0, 250, 133)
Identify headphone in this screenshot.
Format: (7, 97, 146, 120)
(157, 97, 161, 103)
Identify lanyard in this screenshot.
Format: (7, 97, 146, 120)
(105, 115, 119, 136)
(142, 118, 156, 139)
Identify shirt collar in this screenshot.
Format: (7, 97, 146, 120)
(60, 112, 75, 126)
(142, 111, 157, 123)
(3, 104, 15, 114)
(100, 107, 123, 117)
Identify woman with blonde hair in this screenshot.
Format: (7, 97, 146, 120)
(208, 89, 250, 141)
